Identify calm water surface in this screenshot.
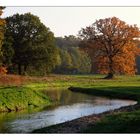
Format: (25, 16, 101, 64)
(0, 88, 137, 133)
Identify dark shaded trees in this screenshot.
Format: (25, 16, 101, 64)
(5, 13, 58, 75)
(0, 7, 6, 65)
(0, 7, 7, 75)
(2, 30, 14, 73)
(56, 35, 81, 49)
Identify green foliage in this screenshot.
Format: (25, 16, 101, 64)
(2, 30, 14, 68)
(0, 8, 6, 65)
(56, 35, 81, 49)
(55, 36, 91, 74)
(60, 49, 73, 68)
(5, 13, 59, 75)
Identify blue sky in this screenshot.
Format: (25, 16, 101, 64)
(2, 7, 140, 37)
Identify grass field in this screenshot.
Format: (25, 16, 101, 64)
(1, 74, 140, 87)
(1, 74, 140, 133)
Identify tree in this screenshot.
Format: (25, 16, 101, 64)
(2, 30, 14, 68)
(79, 17, 140, 78)
(54, 36, 91, 74)
(0, 7, 6, 65)
(56, 35, 81, 49)
(5, 13, 58, 75)
(0, 7, 7, 75)
(58, 49, 73, 73)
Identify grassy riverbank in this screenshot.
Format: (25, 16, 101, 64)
(1, 74, 140, 133)
(33, 85, 140, 133)
(25, 74, 140, 133)
(0, 86, 51, 112)
(69, 86, 140, 101)
(0, 74, 140, 112)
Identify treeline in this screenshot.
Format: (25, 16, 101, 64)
(1, 8, 140, 76)
(0, 9, 91, 76)
(54, 36, 91, 74)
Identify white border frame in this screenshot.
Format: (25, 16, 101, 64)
(1, 0, 140, 6)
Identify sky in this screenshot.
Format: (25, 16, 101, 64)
(2, 7, 140, 37)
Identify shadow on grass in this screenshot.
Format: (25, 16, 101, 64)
(69, 86, 140, 101)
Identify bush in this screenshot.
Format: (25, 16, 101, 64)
(0, 66, 7, 75)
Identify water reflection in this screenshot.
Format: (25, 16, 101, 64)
(0, 88, 137, 133)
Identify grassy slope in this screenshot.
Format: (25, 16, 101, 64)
(0, 86, 51, 112)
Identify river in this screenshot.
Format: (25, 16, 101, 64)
(0, 88, 137, 133)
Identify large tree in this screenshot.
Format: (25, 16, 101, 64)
(5, 13, 58, 75)
(79, 17, 140, 78)
(0, 7, 6, 65)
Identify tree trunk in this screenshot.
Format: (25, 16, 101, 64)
(90, 63, 95, 73)
(104, 57, 114, 79)
(18, 64, 22, 75)
(23, 65, 27, 75)
(90, 61, 98, 74)
(104, 72, 114, 79)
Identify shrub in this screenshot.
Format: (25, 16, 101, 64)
(0, 66, 7, 75)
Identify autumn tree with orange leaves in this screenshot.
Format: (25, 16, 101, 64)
(79, 17, 140, 79)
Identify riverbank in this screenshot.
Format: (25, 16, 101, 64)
(33, 86, 140, 133)
(32, 104, 140, 133)
(0, 86, 51, 112)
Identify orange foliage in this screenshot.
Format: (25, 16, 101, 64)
(0, 66, 7, 75)
(0, 74, 25, 86)
(79, 17, 140, 75)
(96, 42, 140, 75)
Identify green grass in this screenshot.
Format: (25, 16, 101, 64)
(24, 74, 140, 88)
(82, 110, 140, 133)
(0, 86, 51, 112)
(69, 86, 140, 102)
(1, 74, 140, 103)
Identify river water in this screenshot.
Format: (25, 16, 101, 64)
(0, 88, 137, 133)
